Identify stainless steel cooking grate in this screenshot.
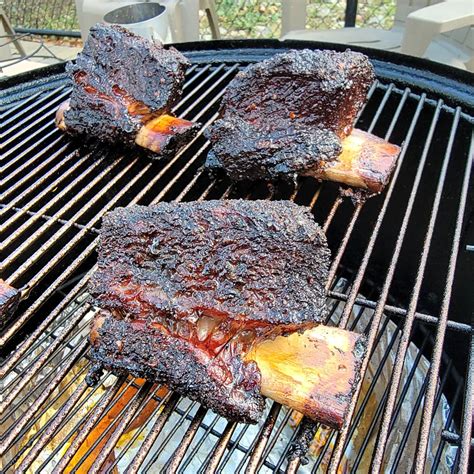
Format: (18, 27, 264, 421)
(1, 42, 473, 473)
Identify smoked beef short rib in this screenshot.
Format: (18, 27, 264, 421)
(88, 200, 331, 423)
(56, 24, 199, 158)
(205, 49, 400, 193)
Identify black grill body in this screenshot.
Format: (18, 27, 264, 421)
(1, 40, 473, 473)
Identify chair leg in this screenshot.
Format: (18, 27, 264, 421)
(464, 55, 474, 73)
(200, 0, 221, 39)
(0, 7, 26, 56)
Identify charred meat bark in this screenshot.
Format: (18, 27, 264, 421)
(88, 201, 367, 427)
(205, 49, 400, 193)
(89, 200, 330, 423)
(217, 49, 375, 139)
(0, 280, 20, 330)
(56, 24, 199, 158)
(206, 116, 342, 182)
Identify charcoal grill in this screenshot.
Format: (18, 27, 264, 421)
(1, 40, 473, 473)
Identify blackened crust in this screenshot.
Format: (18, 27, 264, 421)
(217, 49, 375, 139)
(205, 49, 375, 183)
(64, 24, 190, 146)
(90, 311, 265, 423)
(205, 117, 342, 182)
(0, 280, 20, 329)
(89, 200, 330, 327)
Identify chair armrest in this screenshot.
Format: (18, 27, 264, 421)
(281, 0, 307, 37)
(401, 1, 474, 56)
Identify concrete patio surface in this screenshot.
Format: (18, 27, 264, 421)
(1, 37, 82, 78)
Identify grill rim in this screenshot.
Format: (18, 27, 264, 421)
(1, 40, 473, 473)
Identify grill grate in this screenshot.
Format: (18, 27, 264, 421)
(1, 43, 473, 473)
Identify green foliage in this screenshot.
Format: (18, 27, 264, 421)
(201, 0, 396, 39)
(4, 0, 396, 38)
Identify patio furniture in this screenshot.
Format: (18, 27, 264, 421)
(0, 1, 26, 60)
(75, 0, 220, 42)
(281, 0, 473, 71)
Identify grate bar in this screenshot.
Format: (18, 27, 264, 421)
(371, 105, 460, 471)
(203, 421, 238, 473)
(178, 65, 239, 118)
(325, 203, 363, 290)
(165, 405, 208, 472)
(414, 133, 474, 473)
(323, 96, 429, 474)
(0, 89, 44, 121)
(143, 401, 200, 471)
(457, 333, 474, 467)
(235, 404, 287, 472)
(0, 338, 88, 458)
(1, 141, 75, 208)
(367, 84, 394, 134)
(391, 358, 452, 473)
(0, 304, 92, 419)
(352, 380, 392, 471)
(178, 413, 222, 473)
(274, 414, 303, 472)
(170, 66, 223, 115)
(297, 307, 397, 474)
(258, 410, 294, 472)
(175, 64, 227, 109)
(432, 385, 463, 472)
(1, 270, 91, 375)
(336, 316, 400, 460)
(0, 238, 97, 345)
(2, 84, 68, 131)
(87, 382, 155, 474)
(16, 380, 89, 471)
(50, 376, 128, 474)
(388, 336, 432, 438)
(324, 84, 410, 293)
(1, 363, 94, 472)
(126, 392, 180, 473)
(33, 372, 121, 471)
(7, 350, 89, 429)
(5, 205, 100, 235)
(1, 149, 92, 227)
(322, 197, 342, 233)
(107, 388, 172, 470)
(2, 131, 69, 192)
(328, 290, 473, 334)
(245, 402, 282, 474)
(182, 64, 212, 90)
(7, 363, 94, 470)
(4, 154, 127, 272)
(5, 171, 133, 293)
(209, 422, 249, 472)
(2, 87, 70, 151)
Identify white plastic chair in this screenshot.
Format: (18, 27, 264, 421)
(75, 0, 220, 42)
(165, 0, 221, 42)
(281, 0, 474, 71)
